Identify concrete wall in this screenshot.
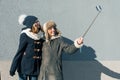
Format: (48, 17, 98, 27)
(0, 0, 120, 80)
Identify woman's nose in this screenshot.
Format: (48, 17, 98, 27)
(51, 27, 55, 31)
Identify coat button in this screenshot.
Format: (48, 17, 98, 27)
(34, 49, 40, 52)
(33, 56, 41, 59)
(34, 41, 41, 44)
(37, 42, 41, 44)
(34, 41, 37, 44)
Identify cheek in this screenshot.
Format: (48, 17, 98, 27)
(47, 29, 56, 36)
(47, 30, 51, 35)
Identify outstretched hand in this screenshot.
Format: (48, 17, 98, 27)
(77, 37, 83, 45)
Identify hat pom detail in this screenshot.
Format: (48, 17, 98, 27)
(18, 14, 27, 25)
(43, 22, 47, 32)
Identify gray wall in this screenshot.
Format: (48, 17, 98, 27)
(0, 0, 120, 80)
(0, 0, 120, 60)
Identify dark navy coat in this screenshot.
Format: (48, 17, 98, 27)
(10, 28, 44, 76)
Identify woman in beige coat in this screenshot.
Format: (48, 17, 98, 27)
(39, 20, 83, 80)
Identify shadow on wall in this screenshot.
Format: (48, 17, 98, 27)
(62, 37, 120, 80)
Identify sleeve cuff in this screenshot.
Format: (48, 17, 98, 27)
(74, 39, 83, 48)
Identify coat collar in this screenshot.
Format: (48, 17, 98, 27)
(50, 35, 61, 40)
(21, 28, 42, 40)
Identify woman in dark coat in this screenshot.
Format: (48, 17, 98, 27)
(9, 14, 44, 80)
(39, 20, 83, 80)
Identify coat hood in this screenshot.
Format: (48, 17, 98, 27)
(43, 20, 61, 42)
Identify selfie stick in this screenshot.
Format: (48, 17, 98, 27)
(82, 5, 102, 38)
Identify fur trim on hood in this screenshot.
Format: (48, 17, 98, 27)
(43, 20, 61, 42)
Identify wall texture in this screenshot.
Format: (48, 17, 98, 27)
(0, 0, 120, 80)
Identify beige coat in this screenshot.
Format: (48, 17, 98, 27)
(39, 36, 80, 80)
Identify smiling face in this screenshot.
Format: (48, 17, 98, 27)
(47, 26, 56, 37)
(43, 21, 61, 41)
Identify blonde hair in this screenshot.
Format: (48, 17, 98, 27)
(30, 24, 40, 34)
